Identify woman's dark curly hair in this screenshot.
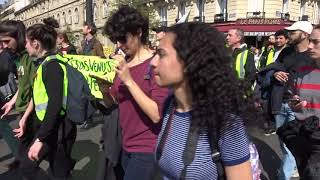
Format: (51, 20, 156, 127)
(167, 22, 253, 131)
(26, 17, 59, 52)
(103, 5, 149, 44)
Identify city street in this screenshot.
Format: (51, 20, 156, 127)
(0, 112, 298, 180)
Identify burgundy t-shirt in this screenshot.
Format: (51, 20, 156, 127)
(110, 59, 169, 153)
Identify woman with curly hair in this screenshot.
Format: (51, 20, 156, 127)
(99, 5, 169, 180)
(152, 22, 253, 180)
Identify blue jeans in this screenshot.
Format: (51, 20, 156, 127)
(121, 151, 156, 180)
(275, 103, 297, 180)
(0, 118, 19, 157)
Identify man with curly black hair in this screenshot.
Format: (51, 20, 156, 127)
(226, 28, 256, 85)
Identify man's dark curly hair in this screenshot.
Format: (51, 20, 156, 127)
(167, 22, 252, 130)
(103, 5, 148, 44)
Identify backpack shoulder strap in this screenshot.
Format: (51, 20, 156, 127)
(208, 127, 225, 180)
(156, 94, 174, 161)
(180, 126, 200, 179)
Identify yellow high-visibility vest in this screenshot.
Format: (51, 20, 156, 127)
(235, 49, 249, 79)
(33, 54, 68, 121)
(266, 48, 275, 66)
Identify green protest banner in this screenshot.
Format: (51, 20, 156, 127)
(64, 55, 118, 99)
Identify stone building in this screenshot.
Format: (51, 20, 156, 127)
(156, 0, 320, 25)
(13, 0, 112, 47)
(152, 0, 320, 47)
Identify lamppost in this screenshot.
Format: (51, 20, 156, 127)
(85, 0, 93, 24)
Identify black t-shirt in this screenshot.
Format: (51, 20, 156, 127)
(33, 55, 64, 143)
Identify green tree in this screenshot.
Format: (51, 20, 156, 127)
(65, 25, 77, 45)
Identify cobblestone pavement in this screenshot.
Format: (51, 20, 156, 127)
(0, 112, 299, 180)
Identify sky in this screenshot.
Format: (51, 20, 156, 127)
(0, 0, 5, 5)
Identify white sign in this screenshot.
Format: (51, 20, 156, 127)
(244, 32, 275, 36)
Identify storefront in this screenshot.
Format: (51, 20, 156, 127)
(212, 18, 294, 48)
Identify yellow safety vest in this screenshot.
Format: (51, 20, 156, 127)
(235, 49, 249, 79)
(33, 54, 68, 121)
(266, 48, 275, 66)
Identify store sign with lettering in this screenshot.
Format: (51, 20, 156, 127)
(237, 18, 284, 25)
(244, 32, 275, 36)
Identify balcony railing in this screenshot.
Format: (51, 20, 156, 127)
(246, 12, 265, 18)
(194, 16, 205, 22)
(214, 13, 228, 22)
(281, 13, 290, 20)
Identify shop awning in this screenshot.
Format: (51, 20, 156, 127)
(211, 18, 294, 36)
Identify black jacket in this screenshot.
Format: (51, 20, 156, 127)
(0, 49, 16, 86)
(257, 49, 312, 114)
(258, 62, 287, 114)
(232, 46, 256, 84)
(96, 103, 123, 180)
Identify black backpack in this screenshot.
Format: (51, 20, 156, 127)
(156, 96, 225, 180)
(43, 55, 96, 124)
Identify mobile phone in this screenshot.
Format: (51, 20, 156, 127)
(115, 48, 125, 56)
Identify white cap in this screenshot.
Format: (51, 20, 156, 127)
(285, 21, 313, 34)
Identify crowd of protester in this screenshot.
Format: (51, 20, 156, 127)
(1, 4, 320, 180)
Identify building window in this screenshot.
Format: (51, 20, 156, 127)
(84, 5, 86, 22)
(159, 6, 167, 26)
(62, 12, 66, 26)
(68, 10, 72, 25)
(178, 2, 186, 19)
(74, 8, 79, 24)
(248, 0, 263, 12)
(300, 0, 306, 16)
(282, 0, 289, 13)
(216, 0, 227, 14)
(57, 13, 60, 25)
(45, 1, 48, 11)
(103, 1, 108, 17)
(196, 0, 205, 17)
(94, 3, 98, 20)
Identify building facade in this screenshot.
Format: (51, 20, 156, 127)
(12, 0, 112, 47)
(157, 0, 320, 26)
(1, 0, 320, 48)
(152, 0, 320, 47)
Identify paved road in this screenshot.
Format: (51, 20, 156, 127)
(0, 112, 298, 180)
